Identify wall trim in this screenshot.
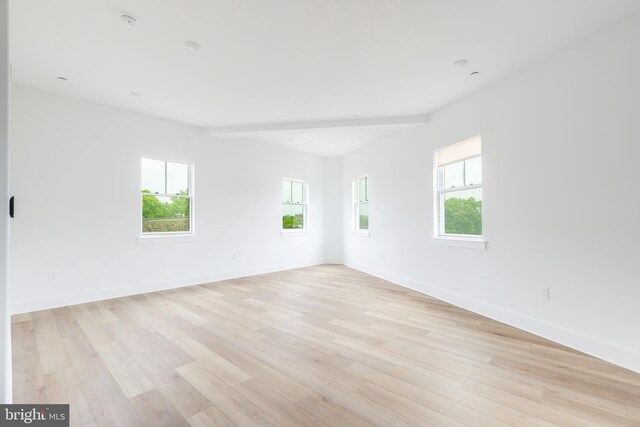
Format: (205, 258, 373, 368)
(344, 259, 640, 374)
(1, 0, 11, 405)
(10, 259, 333, 315)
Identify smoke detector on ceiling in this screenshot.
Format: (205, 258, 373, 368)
(184, 41, 202, 51)
(121, 14, 137, 26)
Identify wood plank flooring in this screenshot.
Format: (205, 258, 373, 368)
(11, 265, 640, 426)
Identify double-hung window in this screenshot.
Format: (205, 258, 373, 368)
(141, 158, 193, 234)
(282, 178, 307, 231)
(435, 136, 482, 238)
(353, 176, 369, 232)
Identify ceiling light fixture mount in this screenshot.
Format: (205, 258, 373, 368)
(453, 59, 468, 68)
(121, 14, 137, 26)
(184, 41, 202, 51)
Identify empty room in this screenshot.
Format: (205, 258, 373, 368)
(1, 0, 640, 426)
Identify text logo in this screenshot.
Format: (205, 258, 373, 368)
(1, 405, 69, 426)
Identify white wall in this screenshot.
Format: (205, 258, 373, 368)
(322, 157, 343, 262)
(9, 86, 330, 313)
(342, 14, 640, 372)
(0, 0, 11, 403)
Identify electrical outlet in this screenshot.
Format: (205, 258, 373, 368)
(47, 271, 57, 281)
(540, 287, 550, 300)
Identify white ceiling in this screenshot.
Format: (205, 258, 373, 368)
(10, 0, 640, 156)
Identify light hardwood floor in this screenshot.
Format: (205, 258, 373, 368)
(11, 265, 640, 426)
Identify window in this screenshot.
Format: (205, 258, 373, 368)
(353, 176, 369, 232)
(435, 136, 482, 238)
(282, 178, 307, 231)
(141, 158, 193, 234)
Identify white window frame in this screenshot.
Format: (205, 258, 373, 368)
(281, 177, 308, 234)
(140, 158, 195, 237)
(436, 155, 482, 240)
(352, 175, 370, 235)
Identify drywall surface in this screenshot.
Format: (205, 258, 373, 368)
(323, 157, 343, 262)
(9, 86, 328, 312)
(342, 14, 640, 372)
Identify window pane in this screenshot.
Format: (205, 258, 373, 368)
(364, 177, 368, 201)
(292, 181, 304, 204)
(444, 161, 464, 188)
(465, 156, 482, 186)
(142, 195, 190, 233)
(358, 202, 369, 230)
(444, 188, 482, 235)
(358, 178, 367, 202)
(141, 159, 165, 194)
(282, 204, 304, 229)
(282, 180, 292, 203)
(167, 162, 189, 195)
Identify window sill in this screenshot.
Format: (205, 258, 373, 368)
(352, 231, 370, 238)
(137, 234, 198, 244)
(281, 231, 309, 237)
(432, 237, 486, 250)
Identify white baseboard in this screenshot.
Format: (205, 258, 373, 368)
(10, 259, 332, 314)
(344, 259, 640, 374)
(11, 258, 640, 374)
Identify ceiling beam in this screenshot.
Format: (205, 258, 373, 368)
(203, 114, 430, 135)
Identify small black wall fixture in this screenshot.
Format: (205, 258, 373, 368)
(9, 196, 14, 218)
